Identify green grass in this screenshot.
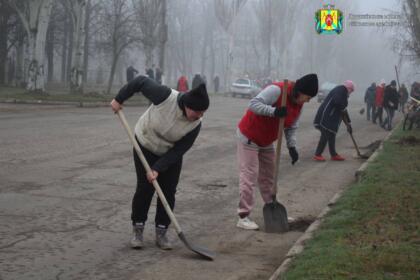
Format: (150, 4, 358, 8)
(0, 86, 147, 104)
(283, 125, 420, 280)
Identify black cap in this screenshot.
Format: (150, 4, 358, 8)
(183, 83, 209, 111)
(295, 74, 318, 97)
(391, 80, 397, 86)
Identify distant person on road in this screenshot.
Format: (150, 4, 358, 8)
(313, 80, 355, 162)
(155, 67, 163, 84)
(373, 80, 385, 125)
(126, 66, 139, 83)
(213, 75, 220, 93)
(399, 83, 409, 113)
(110, 76, 209, 250)
(235, 74, 319, 230)
(364, 82, 376, 122)
(176, 75, 189, 93)
(146, 65, 155, 80)
(382, 80, 399, 131)
(192, 74, 204, 89)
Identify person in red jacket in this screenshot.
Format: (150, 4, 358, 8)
(236, 74, 318, 230)
(373, 80, 385, 124)
(177, 75, 189, 93)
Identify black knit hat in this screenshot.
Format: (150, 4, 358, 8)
(295, 73, 318, 97)
(391, 80, 397, 86)
(183, 83, 209, 111)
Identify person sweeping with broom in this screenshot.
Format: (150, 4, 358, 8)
(313, 80, 355, 161)
(235, 74, 318, 230)
(110, 75, 209, 250)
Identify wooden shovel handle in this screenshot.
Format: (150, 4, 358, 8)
(273, 80, 288, 197)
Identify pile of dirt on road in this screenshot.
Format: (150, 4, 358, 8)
(360, 140, 382, 151)
(288, 216, 316, 232)
(396, 136, 420, 146)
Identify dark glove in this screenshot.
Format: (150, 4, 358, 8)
(346, 124, 353, 134)
(288, 147, 299, 165)
(274, 107, 287, 118)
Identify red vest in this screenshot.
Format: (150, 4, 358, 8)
(238, 82, 303, 147)
(375, 86, 384, 107)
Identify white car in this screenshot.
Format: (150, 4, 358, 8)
(230, 78, 261, 98)
(317, 82, 337, 103)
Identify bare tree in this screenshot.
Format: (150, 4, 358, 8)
(214, 0, 247, 88)
(157, 0, 167, 73)
(8, 0, 54, 92)
(62, 0, 87, 93)
(0, 0, 14, 85)
(396, 0, 420, 63)
(97, 0, 138, 94)
(132, 0, 164, 68)
(254, 0, 275, 77)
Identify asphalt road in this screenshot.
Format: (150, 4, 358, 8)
(0, 95, 397, 280)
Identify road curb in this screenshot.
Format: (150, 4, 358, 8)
(268, 190, 344, 280)
(268, 127, 396, 280)
(355, 128, 394, 182)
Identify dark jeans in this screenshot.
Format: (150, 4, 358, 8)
(383, 107, 395, 130)
(400, 102, 406, 113)
(315, 128, 337, 157)
(373, 107, 383, 124)
(132, 143, 182, 228)
(367, 103, 375, 121)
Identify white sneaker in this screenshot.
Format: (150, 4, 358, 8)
(237, 217, 259, 230)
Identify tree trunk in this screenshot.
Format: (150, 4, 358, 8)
(16, 24, 25, 87)
(145, 45, 154, 69)
(0, 4, 10, 85)
(46, 22, 55, 82)
(82, 0, 91, 83)
(25, 0, 54, 92)
(106, 51, 119, 95)
(157, 0, 167, 72)
(70, 0, 86, 94)
(66, 18, 74, 85)
(61, 15, 68, 83)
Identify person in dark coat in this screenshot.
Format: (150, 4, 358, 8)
(313, 80, 355, 161)
(213, 75, 220, 93)
(364, 82, 376, 121)
(382, 80, 399, 130)
(126, 66, 139, 83)
(399, 83, 409, 113)
(146, 66, 155, 80)
(192, 74, 204, 89)
(155, 67, 163, 84)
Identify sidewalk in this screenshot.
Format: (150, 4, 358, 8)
(273, 124, 420, 279)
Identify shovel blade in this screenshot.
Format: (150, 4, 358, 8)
(178, 232, 215, 261)
(263, 201, 289, 233)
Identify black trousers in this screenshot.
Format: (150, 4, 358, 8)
(373, 107, 383, 124)
(366, 103, 375, 121)
(131, 143, 182, 228)
(383, 107, 395, 130)
(315, 128, 337, 157)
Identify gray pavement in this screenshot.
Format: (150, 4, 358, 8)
(0, 95, 397, 280)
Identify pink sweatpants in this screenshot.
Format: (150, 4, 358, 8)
(237, 140, 275, 217)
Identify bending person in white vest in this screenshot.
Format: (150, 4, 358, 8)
(110, 76, 209, 250)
